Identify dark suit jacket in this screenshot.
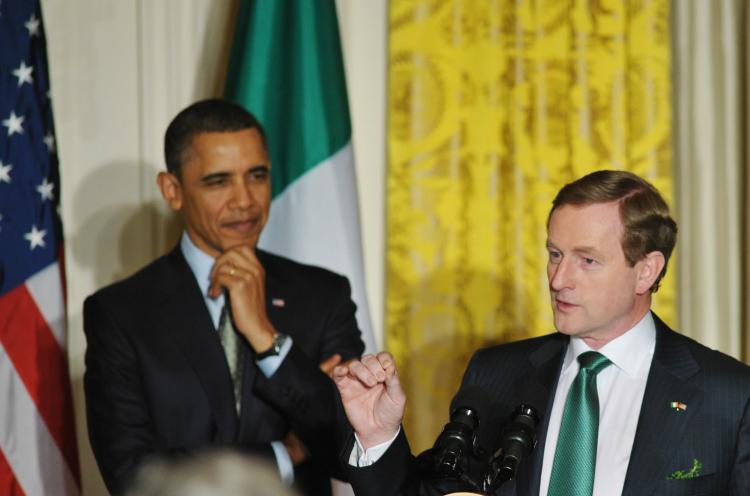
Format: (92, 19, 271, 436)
(84, 245, 365, 496)
(347, 315, 750, 495)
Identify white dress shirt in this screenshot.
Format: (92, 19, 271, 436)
(539, 312, 656, 496)
(180, 233, 295, 483)
(349, 428, 402, 467)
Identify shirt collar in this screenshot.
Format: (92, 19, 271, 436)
(180, 232, 225, 311)
(562, 311, 656, 378)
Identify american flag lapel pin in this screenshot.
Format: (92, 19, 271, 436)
(670, 401, 687, 412)
(271, 298, 285, 308)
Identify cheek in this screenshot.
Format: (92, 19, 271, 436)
(198, 196, 226, 225)
(593, 272, 635, 309)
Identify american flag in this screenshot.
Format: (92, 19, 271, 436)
(0, 1, 80, 494)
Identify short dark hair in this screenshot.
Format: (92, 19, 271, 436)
(164, 99, 266, 177)
(549, 170, 678, 292)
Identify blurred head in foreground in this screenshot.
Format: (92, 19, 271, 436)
(127, 451, 299, 496)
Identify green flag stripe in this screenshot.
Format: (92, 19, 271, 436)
(225, 0, 352, 198)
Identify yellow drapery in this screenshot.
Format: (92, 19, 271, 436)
(387, 0, 674, 452)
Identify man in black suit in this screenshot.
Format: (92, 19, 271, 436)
(334, 170, 750, 495)
(84, 99, 364, 496)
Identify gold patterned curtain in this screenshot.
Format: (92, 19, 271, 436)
(387, 0, 675, 451)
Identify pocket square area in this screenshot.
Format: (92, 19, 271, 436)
(666, 458, 702, 480)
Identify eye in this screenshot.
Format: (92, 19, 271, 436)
(548, 250, 562, 263)
(205, 177, 227, 187)
(249, 168, 269, 181)
(582, 257, 597, 266)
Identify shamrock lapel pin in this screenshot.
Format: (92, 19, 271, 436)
(666, 458, 701, 480)
(670, 401, 687, 412)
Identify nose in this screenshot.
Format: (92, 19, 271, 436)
(229, 180, 254, 210)
(548, 258, 573, 292)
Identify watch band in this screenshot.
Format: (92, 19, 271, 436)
(255, 333, 288, 360)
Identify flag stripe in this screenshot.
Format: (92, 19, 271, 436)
(0, 342, 79, 496)
(0, 451, 26, 496)
(0, 277, 80, 482)
(24, 262, 66, 347)
(225, 0, 351, 197)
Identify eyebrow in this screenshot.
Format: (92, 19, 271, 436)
(546, 240, 606, 259)
(572, 246, 605, 258)
(200, 164, 269, 184)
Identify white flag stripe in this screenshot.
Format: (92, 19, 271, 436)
(260, 143, 376, 353)
(25, 262, 66, 348)
(0, 343, 79, 496)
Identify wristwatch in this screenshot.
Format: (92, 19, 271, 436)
(255, 332, 289, 360)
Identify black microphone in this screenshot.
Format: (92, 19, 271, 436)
(485, 382, 547, 492)
(432, 385, 490, 478)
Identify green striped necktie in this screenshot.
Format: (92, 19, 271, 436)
(548, 351, 612, 496)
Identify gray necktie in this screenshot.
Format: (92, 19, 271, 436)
(218, 305, 243, 414)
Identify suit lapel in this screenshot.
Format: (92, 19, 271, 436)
(516, 334, 568, 496)
(161, 247, 239, 443)
(256, 249, 293, 334)
(622, 317, 702, 496)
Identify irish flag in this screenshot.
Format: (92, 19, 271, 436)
(225, 0, 375, 355)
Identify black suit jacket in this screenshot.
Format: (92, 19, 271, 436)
(347, 315, 750, 495)
(84, 246, 365, 495)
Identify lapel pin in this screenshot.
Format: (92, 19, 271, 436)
(272, 298, 285, 307)
(670, 401, 687, 411)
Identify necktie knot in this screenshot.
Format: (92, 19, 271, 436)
(577, 351, 611, 376)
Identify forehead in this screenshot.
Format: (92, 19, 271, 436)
(191, 128, 266, 153)
(548, 202, 624, 250)
(184, 129, 267, 168)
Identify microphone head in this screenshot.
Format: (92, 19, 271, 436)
(450, 385, 492, 427)
(449, 385, 504, 459)
(517, 380, 548, 411)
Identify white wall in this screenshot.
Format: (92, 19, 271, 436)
(42, 1, 386, 493)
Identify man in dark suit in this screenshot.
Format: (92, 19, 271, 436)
(333, 170, 750, 495)
(84, 99, 364, 496)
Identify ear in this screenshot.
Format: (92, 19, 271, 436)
(635, 251, 666, 294)
(157, 171, 183, 211)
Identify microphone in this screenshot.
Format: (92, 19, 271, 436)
(484, 382, 547, 492)
(428, 386, 499, 489)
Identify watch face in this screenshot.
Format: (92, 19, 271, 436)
(275, 333, 288, 350)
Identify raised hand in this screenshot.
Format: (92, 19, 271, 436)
(208, 245, 276, 352)
(333, 352, 406, 449)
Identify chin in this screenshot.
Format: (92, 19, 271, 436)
(553, 317, 578, 336)
(222, 235, 260, 250)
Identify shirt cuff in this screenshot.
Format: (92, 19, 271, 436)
(271, 440, 295, 486)
(348, 427, 401, 467)
(256, 336, 294, 377)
